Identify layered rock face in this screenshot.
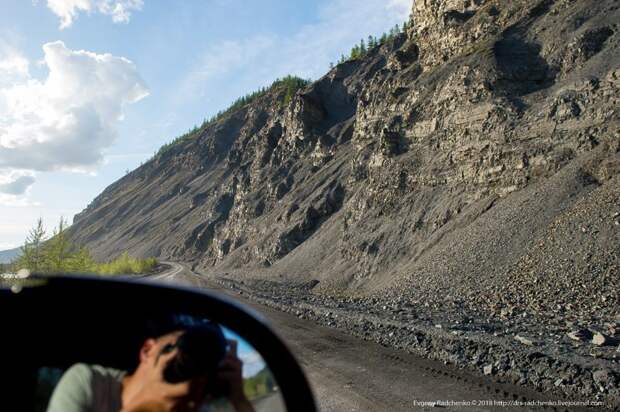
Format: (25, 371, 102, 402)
(71, 0, 619, 322)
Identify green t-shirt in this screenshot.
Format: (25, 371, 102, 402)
(47, 363, 126, 412)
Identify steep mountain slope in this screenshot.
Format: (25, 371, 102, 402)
(71, 0, 618, 322)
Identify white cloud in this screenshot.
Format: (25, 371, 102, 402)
(180, 35, 276, 99)
(45, 0, 144, 29)
(0, 46, 30, 88)
(0, 172, 35, 195)
(0, 192, 41, 207)
(239, 349, 266, 378)
(181, 0, 413, 102)
(0, 41, 148, 196)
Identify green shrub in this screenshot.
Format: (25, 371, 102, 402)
(94, 252, 158, 275)
(12, 219, 158, 276)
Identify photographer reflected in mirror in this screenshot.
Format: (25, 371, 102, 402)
(47, 315, 256, 412)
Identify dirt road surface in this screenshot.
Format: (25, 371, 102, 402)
(149, 262, 585, 412)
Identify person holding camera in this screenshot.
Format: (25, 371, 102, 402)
(47, 320, 256, 412)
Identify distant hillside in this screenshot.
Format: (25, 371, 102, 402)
(0, 247, 20, 264)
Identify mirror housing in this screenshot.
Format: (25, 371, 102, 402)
(0, 275, 317, 412)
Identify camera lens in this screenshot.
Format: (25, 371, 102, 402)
(162, 324, 227, 383)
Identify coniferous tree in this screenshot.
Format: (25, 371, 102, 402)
(44, 217, 71, 273)
(16, 218, 46, 272)
(368, 35, 375, 49)
(67, 247, 95, 273)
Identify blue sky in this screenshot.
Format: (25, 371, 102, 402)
(222, 327, 266, 378)
(0, 0, 411, 250)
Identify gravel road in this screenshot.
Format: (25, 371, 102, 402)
(147, 262, 598, 411)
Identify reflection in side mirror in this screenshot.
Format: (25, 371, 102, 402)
(39, 317, 285, 412)
(0, 275, 316, 412)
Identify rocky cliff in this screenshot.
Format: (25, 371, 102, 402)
(74, 0, 618, 293)
(72, 0, 618, 338)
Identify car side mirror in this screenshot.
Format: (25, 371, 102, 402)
(0, 275, 317, 412)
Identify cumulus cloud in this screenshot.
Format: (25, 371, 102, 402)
(0, 173, 35, 195)
(0, 41, 148, 194)
(45, 0, 144, 29)
(0, 46, 30, 88)
(0, 169, 37, 205)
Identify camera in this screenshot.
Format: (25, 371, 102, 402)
(161, 323, 228, 397)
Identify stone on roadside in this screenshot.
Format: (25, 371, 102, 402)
(514, 335, 536, 346)
(483, 364, 493, 375)
(500, 307, 513, 318)
(592, 369, 618, 388)
(592, 332, 618, 347)
(567, 329, 593, 342)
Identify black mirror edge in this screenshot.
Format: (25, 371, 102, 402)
(30, 274, 318, 412)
